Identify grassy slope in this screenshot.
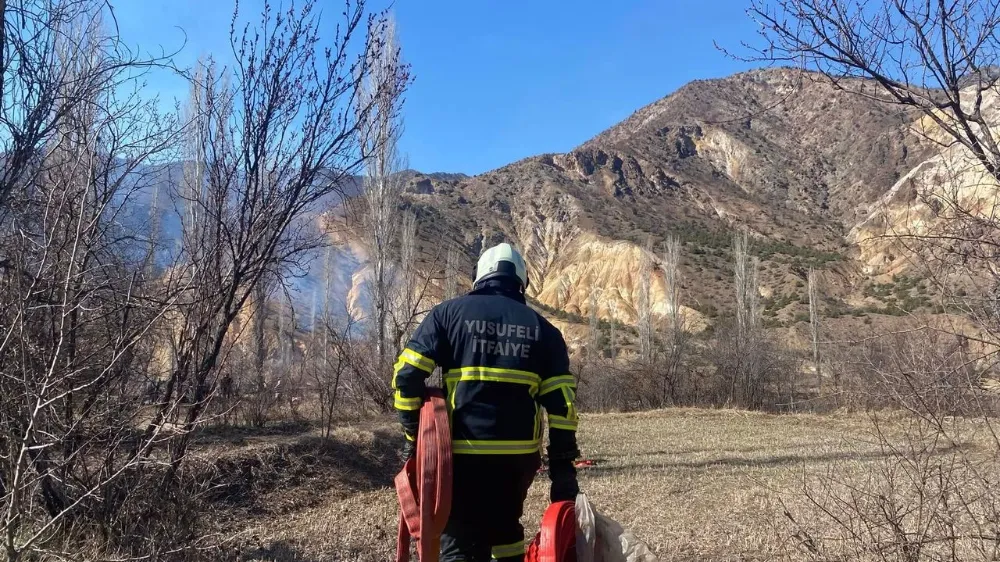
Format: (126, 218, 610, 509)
(208, 409, 985, 562)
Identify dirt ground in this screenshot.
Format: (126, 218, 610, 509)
(199, 408, 988, 562)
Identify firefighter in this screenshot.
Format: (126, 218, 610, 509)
(393, 242, 581, 562)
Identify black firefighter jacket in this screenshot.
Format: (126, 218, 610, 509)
(392, 280, 579, 458)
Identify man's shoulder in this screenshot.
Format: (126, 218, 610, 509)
(436, 294, 476, 312)
(429, 294, 492, 320)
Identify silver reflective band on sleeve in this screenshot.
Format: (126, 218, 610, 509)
(397, 348, 435, 373)
(548, 414, 578, 431)
(539, 374, 575, 395)
(394, 392, 422, 411)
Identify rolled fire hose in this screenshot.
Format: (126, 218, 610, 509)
(394, 389, 576, 562)
(395, 389, 452, 562)
(527, 501, 577, 562)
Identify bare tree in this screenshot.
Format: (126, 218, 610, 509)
(445, 244, 459, 300)
(246, 281, 271, 426)
(391, 210, 418, 352)
(734, 229, 761, 340)
(718, 229, 779, 409)
(743, 1, 1000, 348)
(609, 300, 618, 363)
(0, 0, 181, 217)
(808, 267, 821, 393)
(358, 14, 407, 367)
(637, 238, 654, 362)
(310, 311, 356, 438)
(588, 286, 601, 360)
(660, 235, 687, 404)
(0, 1, 403, 558)
(145, 181, 163, 276)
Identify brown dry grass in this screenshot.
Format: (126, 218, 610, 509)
(201, 408, 993, 562)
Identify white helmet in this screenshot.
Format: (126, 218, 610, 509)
(474, 243, 529, 289)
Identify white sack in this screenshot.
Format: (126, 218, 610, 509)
(575, 493, 659, 562)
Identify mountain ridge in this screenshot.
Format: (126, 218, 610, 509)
(351, 65, 990, 351)
(129, 66, 997, 354)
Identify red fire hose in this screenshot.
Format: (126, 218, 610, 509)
(527, 501, 578, 562)
(394, 389, 576, 562)
(394, 389, 452, 562)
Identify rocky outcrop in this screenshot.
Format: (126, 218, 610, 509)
(527, 231, 706, 329)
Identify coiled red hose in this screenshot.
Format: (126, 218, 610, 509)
(394, 389, 452, 562)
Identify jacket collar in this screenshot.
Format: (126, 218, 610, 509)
(469, 278, 526, 304)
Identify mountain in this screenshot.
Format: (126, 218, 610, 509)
(133, 66, 999, 352)
(328, 67, 963, 348)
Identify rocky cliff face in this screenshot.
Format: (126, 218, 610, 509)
(848, 87, 1000, 282)
(323, 68, 998, 344)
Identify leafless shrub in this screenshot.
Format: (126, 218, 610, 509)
(308, 324, 353, 438)
(705, 321, 800, 411)
(832, 325, 999, 418)
(575, 358, 661, 413)
(784, 413, 1000, 562)
(782, 323, 1000, 561)
(0, 3, 190, 557)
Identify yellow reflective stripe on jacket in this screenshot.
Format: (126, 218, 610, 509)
(445, 377, 458, 414)
(394, 391, 422, 411)
(533, 402, 541, 441)
(391, 362, 409, 392)
(563, 386, 578, 425)
(444, 367, 541, 394)
(492, 540, 526, 559)
(539, 374, 575, 395)
(452, 439, 541, 455)
(546, 385, 579, 431)
(397, 348, 435, 373)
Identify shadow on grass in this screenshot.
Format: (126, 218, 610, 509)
(194, 420, 316, 445)
(600, 447, 729, 458)
(241, 540, 312, 562)
(600, 442, 843, 460)
(585, 442, 974, 476)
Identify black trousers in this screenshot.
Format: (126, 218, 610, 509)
(440, 452, 540, 562)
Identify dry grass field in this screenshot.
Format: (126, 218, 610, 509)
(196, 408, 995, 562)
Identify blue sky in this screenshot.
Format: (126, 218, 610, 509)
(113, 0, 761, 175)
